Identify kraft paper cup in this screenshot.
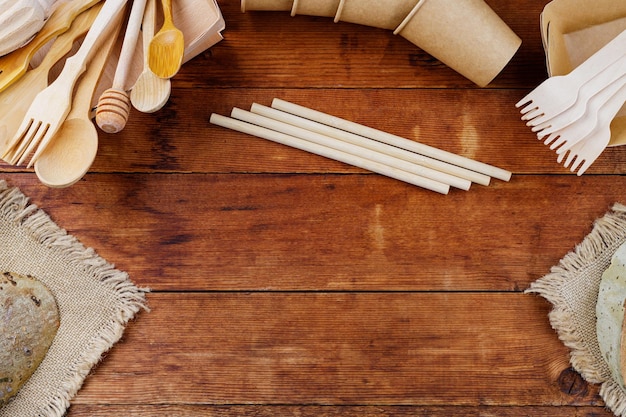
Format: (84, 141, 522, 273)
(334, 0, 418, 30)
(241, 0, 293, 12)
(291, 0, 341, 17)
(394, 0, 522, 87)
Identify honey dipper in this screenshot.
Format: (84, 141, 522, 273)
(95, 0, 147, 133)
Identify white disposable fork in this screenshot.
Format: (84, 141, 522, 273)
(532, 55, 626, 137)
(540, 72, 626, 151)
(516, 29, 626, 124)
(556, 82, 626, 175)
(3, 0, 128, 167)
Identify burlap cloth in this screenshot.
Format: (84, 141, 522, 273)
(0, 180, 148, 417)
(528, 202, 626, 416)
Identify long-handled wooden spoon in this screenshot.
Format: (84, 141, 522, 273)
(148, 0, 184, 79)
(34, 13, 124, 187)
(95, 0, 147, 133)
(0, 5, 101, 160)
(130, 0, 171, 113)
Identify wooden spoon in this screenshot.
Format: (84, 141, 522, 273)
(148, 0, 184, 79)
(34, 13, 123, 187)
(0, 4, 101, 160)
(130, 0, 171, 113)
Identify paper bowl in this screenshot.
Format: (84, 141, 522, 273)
(541, 0, 626, 146)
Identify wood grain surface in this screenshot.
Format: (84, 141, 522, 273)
(0, 0, 622, 416)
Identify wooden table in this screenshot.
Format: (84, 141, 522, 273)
(3, 0, 626, 415)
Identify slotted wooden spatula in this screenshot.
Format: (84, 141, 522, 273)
(0, 0, 102, 94)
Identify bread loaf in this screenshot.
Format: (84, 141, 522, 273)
(597, 241, 626, 388)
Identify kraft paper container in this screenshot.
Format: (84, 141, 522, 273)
(394, 0, 521, 87)
(241, 0, 293, 12)
(334, 0, 418, 30)
(541, 0, 626, 146)
(291, 0, 340, 18)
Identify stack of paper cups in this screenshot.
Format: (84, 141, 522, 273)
(334, 0, 418, 30)
(291, 0, 341, 17)
(241, 0, 521, 86)
(241, 0, 293, 12)
(394, 0, 521, 87)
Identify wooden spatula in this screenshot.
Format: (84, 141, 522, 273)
(0, 0, 102, 94)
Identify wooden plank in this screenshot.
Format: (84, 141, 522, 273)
(3, 173, 624, 292)
(0, 87, 618, 176)
(74, 87, 626, 176)
(67, 405, 615, 417)
(69, 292, 596, 407)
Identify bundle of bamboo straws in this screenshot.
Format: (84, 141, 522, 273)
(210, 98, 511, 195)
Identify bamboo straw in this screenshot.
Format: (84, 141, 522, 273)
(250, 103, 490, 186)
(232, 107, 470, 190)
(271, 98, 512, 181)
(210, 113, 450, 194)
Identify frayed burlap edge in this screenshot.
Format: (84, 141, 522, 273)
(527, 202, 626, 417)
(0, 180, 149, 417)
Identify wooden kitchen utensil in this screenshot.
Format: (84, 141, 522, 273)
(96, 0, 148, 133)
(542, 73, 626, 151)
(516, 29, 626, 125)
(557, 83, 626, 175)
(0, 5, 101, 160)
(0, 0, 102, 94)
(148, 0, 185, 78)
(130, 0, 171, 113)
(3, 0, 128, 167)
(34, 13, 123, 187)
(532, 56, 626, 139)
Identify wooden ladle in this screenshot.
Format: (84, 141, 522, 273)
(130, 0, 171, 113)
(34, 15, 123, 187)
(148, 0, 184, 79)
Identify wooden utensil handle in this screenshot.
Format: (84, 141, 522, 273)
(59, 0, 127, 85)
(161, 0, 173, 22)
(112, 0, 148, 89)
(36, 5, 102, 71)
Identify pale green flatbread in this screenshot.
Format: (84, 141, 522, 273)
(597, 241, 626, 389)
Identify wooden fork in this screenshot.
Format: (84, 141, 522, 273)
(541, 73, 626, 151)
(532, 56, 626, 138)
(3, 0, 128, 167)
(556, 83, 626, 175)
(0, 5, 101, 160)
(516, 29, 626, 124)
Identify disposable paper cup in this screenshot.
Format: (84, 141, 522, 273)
(291, 0, 340, 17)
(394, 0, 521, 87)
(334, 0, 418, 30)
(241, 0, 293, 12)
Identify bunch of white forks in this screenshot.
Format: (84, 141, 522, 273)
(516, 29, 626, 175)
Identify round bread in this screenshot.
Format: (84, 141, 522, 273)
(0, 271, 60, 406)
(597, 241, 626, 388)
